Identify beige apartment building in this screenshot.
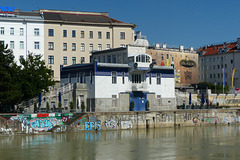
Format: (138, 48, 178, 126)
(146, 44, 199, 87)
(41, 9, 136, 81)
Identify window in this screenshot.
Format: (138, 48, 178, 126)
(48, 56, 54, 64)
(89, 31, 93, 38)
(98, 31, 102, 39)
(72, 57, 76, 64)
(106, 32, 110, 39)
(72, 30, 76, 37)
(81, 31, 84, 38)
(157, 73, 161, 85)
(231, 60, 233, 64)
(81, 43, 85, 52)
(225, 64, 227, 68)
(34, 28, 39, 36)
(20, 41, 24, 49)
(89, 44, 93, 52)
(107, 55, 111, 63)
(80, 57, 85, 63)
(112, 55, 116, 63)
(0, 27, 4, 35)
(63, 57, 67, 65)
(34, 42, 40, 49)
(98, 44, 102, 51)
(122, 72, 125, 84)
(106, 44, 110, 49)
(149, 73, 152, 84)
(218, 73, 220, 78)
(120, 44, 125, 48)
(48, 42, 54, 50)
(10, 28, 14, 35)
(63, 30, 67, 37)
(72, 43, 76, 51)
(63, 43, 67, 50)
(10, 41, 14, 49)
(112, 72, 117, 84)
(48, 29, 54, 36)
(20, 28, 24, 35)
(112, 95, 117, 107)
(120, 32, 125, 39)
(132, 74, 141, 83)
(19, 55, 24, 60)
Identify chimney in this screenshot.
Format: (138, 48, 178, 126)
(162, 43, 167, 49)
(179, 45, 184, 51)
(155, 43, 160, 49)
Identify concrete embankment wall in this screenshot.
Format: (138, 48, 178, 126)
(69, 109, 240, 132)
(0, 110, 239, 134)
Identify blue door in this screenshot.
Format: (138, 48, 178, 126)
(129, 92, 147, 111)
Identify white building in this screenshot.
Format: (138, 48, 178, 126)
(61, 45, 176, 112)
(0, 9, 44, 64)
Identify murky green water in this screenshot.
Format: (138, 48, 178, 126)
(1, 125, 240, 160)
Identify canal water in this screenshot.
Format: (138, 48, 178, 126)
(0, 125, 240, 160)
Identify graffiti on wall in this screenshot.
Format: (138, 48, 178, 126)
(203, 117, 220, 124)
(121, 121, 132, 129)
(30, 119, 55, 131)
(105, 120, 118, 130)
(85, 121, 101, 131)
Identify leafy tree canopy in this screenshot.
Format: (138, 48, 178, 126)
(0, 43, 55, 112)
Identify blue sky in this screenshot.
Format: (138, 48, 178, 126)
(1, 0, 240, 49)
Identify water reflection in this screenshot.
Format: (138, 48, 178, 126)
(1, 126, 240, 159)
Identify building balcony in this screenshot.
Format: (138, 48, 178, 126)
(131, 82, 147, 91)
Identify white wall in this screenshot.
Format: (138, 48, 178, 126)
(0, 19, 44, 65)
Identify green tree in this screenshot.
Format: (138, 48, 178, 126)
(58, 102, 62, 111)
(0, 43, 22, 112)
(81, 101, 85, 112)
(130, 101, 135, 111)
(34, 102, 38, 113)
(70, 101, 74, 110)
(19, 53, 55, 101)
(146, 100, 150, 111)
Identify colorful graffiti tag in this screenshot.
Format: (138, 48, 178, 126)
(30, 119, 54, 131)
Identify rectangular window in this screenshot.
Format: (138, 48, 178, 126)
(34, 42, 40, 49)
(48, 29, 54, 36)
(157, 73, 161, 85)
(81, 31, 84, 38)
(112, 55, 116, 63)
(48, 56, 54, 64)
(225, 64, 227, 68)
(106, 44, 110, 50)
(10, 28, 14, 35)
(122, 72, 125, 84)
(10, 41, 14, 49)
(80, 57, 85, 64)
(63, 43, 67, 50)
(107, 55, 111, 63)
(112, 95, 117, 107)
(98, 44, 102, 51)
(132, 74, 141, 83)
(149, 73, 152, 84)
(106, 32, 110, 39)
(120, 32, 125, 39)
(20, 41, 24, 49)
(112, 72, 117, 84)
(0, 27, 4, 35)
(89, 44, 93, 52)
(48, 42, 54, 50)
(19, 55, 24, 60)
(89, 31, 93, 38)
(63, 30, 67, 37)
(20, 28, 24, 35)
(34, 28, 39, 36)
(98, 31, 102, 39)
(63, 57, 67, 65)
(72, 30, 76, 37)
(72, 43, 76, 51)
(81, 43, 85, 52)
(72, 57, 76, 64)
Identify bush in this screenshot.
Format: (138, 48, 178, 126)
(58, 102, 62, 111)
(34, 102, 38, 112)
(130, 101, 135, 111)
(81, 101, 85, 112)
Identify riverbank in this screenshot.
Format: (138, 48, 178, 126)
(0, 109, 239, 134)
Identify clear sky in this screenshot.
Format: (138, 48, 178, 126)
(1, 0, 240, 49)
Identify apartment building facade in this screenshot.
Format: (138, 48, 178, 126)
(146, 44, 198, 87)
(197, 38, 240, 89)
(42, 10, 136, 81)
(0, 9, 44, 65)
